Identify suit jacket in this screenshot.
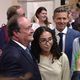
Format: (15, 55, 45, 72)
(71, 71, 80, 80)
(53, 28, 80, 66)
(0, 25, 9, 50)
(0, 40, 42, 80)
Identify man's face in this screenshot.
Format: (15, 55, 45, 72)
(17, 7, 25, 16)
(17, 17, 34, 46)
(53, 12, 69, 32)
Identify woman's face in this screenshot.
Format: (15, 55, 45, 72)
(37, 10, 47, 22)
(39, 31, 53, 53)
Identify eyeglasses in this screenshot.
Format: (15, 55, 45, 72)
(39, 37, 53, 44)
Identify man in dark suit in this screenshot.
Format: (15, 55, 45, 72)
(52, 6, 80, 67)
(0, 5, 25, 56)
(0, 15, 42, 80)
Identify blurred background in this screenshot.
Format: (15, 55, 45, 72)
(0, 0, 79, 26)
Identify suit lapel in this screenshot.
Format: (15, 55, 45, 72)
(65, 29, 72, 51)
(21, 50, 33, 64)
(9, 40, 33, 64)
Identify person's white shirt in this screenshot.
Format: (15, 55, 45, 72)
(12, 39, 33, 58)
(69, 19, 75, 29)
(13, 39, 26, 50)
(55, 27, 68, 52)
(32, 23, 55, 31)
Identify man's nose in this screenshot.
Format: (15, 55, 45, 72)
(60, 19, 64, 22)
(45, 41, 50, 45)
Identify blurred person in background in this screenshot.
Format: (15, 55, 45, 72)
(32, 7, 54, 31)
(68, 2, 80, 31)
(72, 2, 80, 31)
(71, 2, 80, 75)
(0, 5, 25, 56)
(71, 37, 80, 80)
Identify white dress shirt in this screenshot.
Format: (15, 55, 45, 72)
(12, 40, 26, 50)
(32, 23, 55, 31)
(12, 40, 32, 59)
(55, 27, 68, 52)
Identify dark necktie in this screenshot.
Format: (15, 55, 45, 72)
(58, 33, 63, 51)
(25, 48, 32, 59)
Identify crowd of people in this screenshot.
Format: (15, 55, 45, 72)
(0, 2, 80, 80)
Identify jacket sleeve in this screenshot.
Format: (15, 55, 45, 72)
(71, 71, 80, 80)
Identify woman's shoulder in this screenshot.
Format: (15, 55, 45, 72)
(59, 52, 69, 63)
(48, 23, 55, 30)
(32, 23, 40, 31)
(59, 52, 70, 69)
(32, 23, 40, 26)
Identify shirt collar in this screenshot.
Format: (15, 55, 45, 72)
(55, 27, 68, 35)
(12, 40, 26, 50)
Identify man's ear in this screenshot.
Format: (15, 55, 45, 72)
(13, 31, 19, 38)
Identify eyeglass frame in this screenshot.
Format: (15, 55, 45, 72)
(39, 37, 53, 44)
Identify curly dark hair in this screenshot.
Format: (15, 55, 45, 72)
(31, 26, 62, 63)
